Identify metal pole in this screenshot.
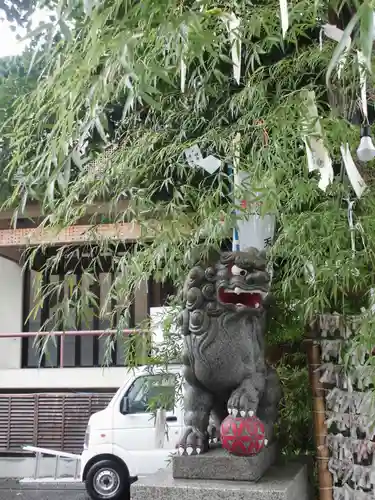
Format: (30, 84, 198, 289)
(59, 332, 65, 368)
(34, 452, 41, 479)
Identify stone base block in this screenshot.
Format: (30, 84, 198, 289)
(131, 461, 312, 500)
(173, 443, 277, 481)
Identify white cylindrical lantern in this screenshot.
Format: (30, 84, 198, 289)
(234, 170, 276, 251)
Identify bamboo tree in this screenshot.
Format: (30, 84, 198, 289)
(1, 0, 375, 366)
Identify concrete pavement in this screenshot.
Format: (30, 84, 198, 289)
(0, 479, 88, 500)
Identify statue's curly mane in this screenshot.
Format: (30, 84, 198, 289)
(182, 251, 268, 372)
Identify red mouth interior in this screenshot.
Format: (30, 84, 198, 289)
(218, 288, 262, 308)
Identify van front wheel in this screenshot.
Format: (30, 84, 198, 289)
(85, 459, 129, 500)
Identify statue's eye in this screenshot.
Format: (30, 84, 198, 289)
(232, 265, 247, 277)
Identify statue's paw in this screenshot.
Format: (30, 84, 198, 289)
(177, 426, 207, 455)
(228, 390, 258, 418)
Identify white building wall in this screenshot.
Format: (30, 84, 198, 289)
(0, 256, 23, 370)
(0, 366, 130, 389)
(0, 266, 150, 390)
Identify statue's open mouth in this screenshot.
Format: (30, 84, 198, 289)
(218, 287, 267, 309)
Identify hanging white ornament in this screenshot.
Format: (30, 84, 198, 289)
(279, 0, 289, 38)
(346, 197, 357, 260)
(222, 13, 241, 85)
(357, 51, 368, 119)
(180, 24, 188, 93)
(301, 91, 334, 191)
(231, 133, 275, 251)
(356, 125, 375, 163)
(340, 143, 367, 198)
(321, 24, 351, 79)
(304, 261, 315, 284)
(181, 58, 187, 93)
(183, 144, 221, 174)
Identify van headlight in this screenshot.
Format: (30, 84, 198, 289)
(84, 425, 90, 449)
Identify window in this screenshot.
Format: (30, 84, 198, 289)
(121, 373, 176, 414)
(21, 254, 178, 368)
(22, 269, 136, 368)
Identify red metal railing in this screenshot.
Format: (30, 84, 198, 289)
(0, 329, 141, 368)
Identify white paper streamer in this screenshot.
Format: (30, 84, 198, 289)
(181, 59, 186, 93)
(357, 51, 368, 118)
(321, 24, 351, 79)
(340, 144, 367, 198)
(302, 90, 334, 191)
(222, 13, 241, 84)
(304, 261, 316, 284)
(180, 24, 188, 93)
(233, 132, 241, 172)
(346, 197, 357, 261)
(279, 0, 289, 38)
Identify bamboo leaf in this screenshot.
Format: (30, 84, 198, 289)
(326, 10, 360, 87)
(94, 117, 108, 143)
(359, 2, 374, 73)
(139, 92, 162, 111)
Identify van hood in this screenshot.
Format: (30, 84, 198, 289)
(88, 408, 110, 428)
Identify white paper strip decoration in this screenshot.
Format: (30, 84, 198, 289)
(302, 91, 334, 191)
(340, 143, 367, 198)
(180, 24, 188, 93)
(279, 0, 289, 38)
(321, 24, 351, 79)
(357, 50, 368, 118)
(222, 13, 241, 84)
(181, 58, 186, 93)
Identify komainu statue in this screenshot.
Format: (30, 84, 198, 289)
(178, 247, 282, 454)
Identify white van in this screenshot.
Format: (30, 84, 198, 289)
(80, 364, 184, 500)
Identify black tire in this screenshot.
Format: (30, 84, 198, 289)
(85, 459, 129, 500)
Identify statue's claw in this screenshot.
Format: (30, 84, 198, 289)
(177, 426, 208, 455)
(228, 387, 258, 418)
(208, 423, 219, 444)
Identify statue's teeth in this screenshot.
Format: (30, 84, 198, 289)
(240, 410, 246, 417)
(255, 302, 260, 308)
(187, 446, 194, 455)
(234, 287, 241, 295)
(264, 439, 268, 446)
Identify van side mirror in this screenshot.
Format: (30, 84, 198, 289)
(121, 396, 130, 414)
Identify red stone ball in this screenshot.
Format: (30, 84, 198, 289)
(220, 414, 266, 456)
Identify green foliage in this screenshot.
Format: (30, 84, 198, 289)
(0, 52, 41, 203)
(276, 353, 314, 457)
(2, 1, 375, 398)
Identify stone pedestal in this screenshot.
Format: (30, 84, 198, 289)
(173, 443, 277, 482)
(131, 461, 312, 500)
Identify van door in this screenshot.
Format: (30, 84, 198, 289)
(112, 372, 182, 454)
